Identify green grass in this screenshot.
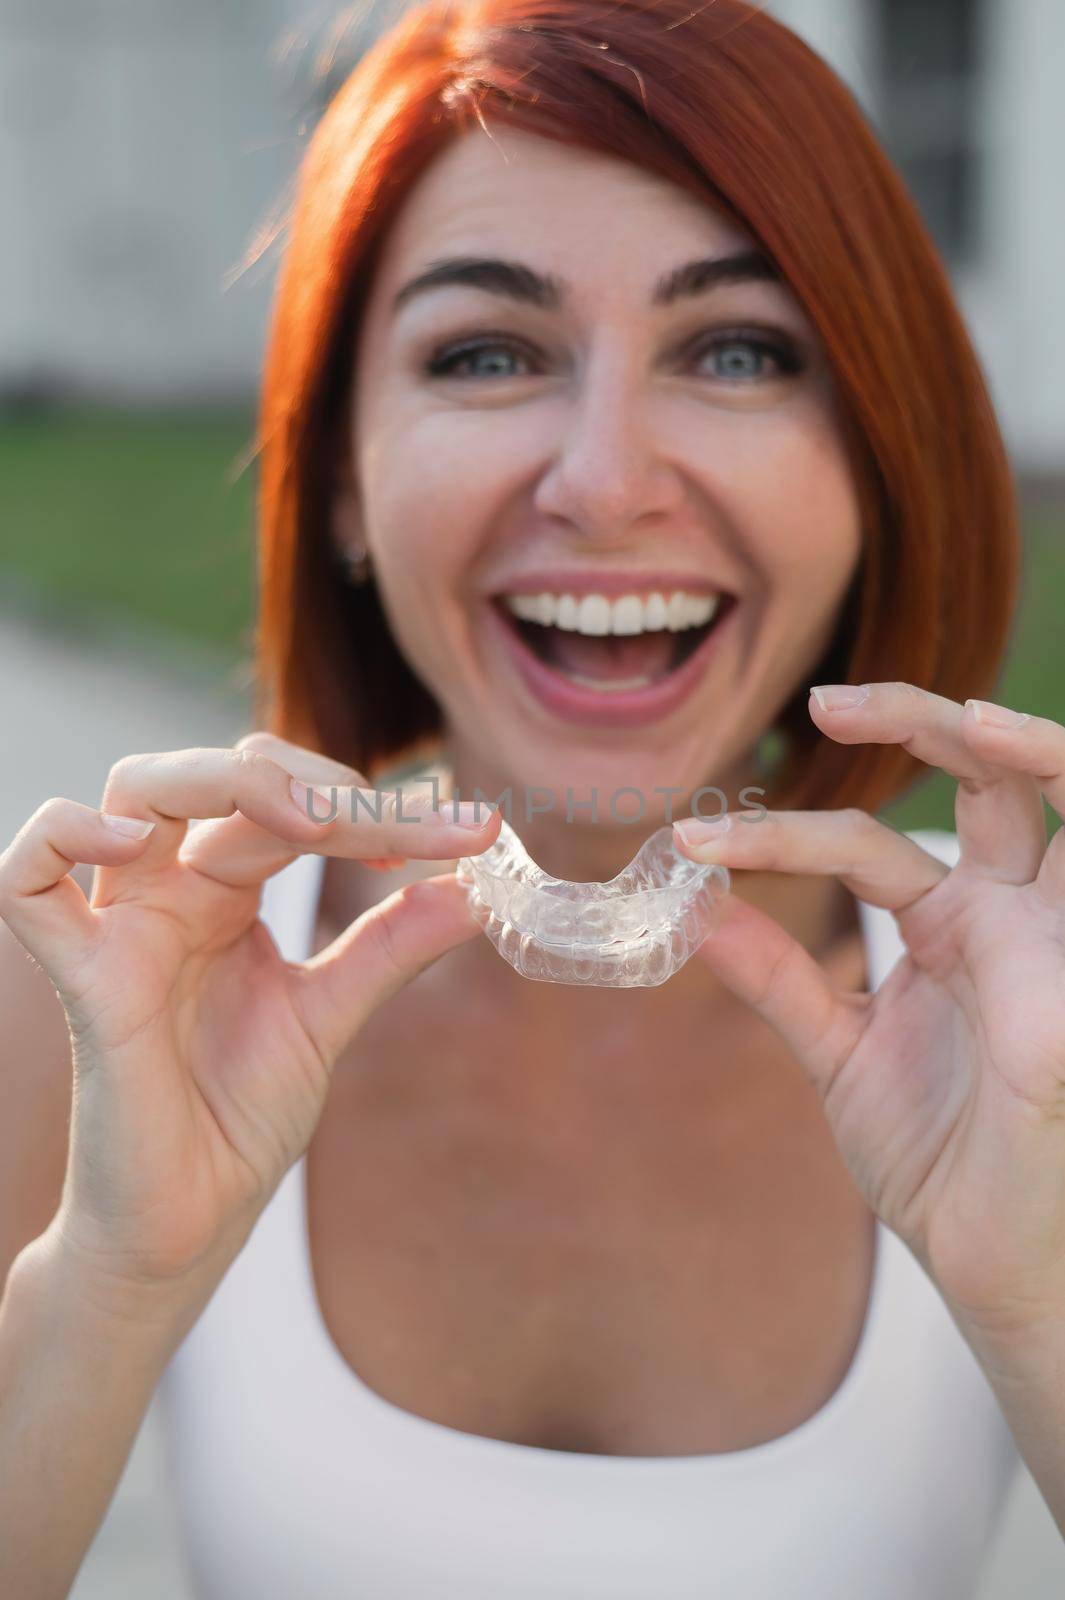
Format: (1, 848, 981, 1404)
(1, 406, 1062, 836)
(0, 407, 257, 660)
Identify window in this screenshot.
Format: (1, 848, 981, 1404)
(871, 0, 983, 270)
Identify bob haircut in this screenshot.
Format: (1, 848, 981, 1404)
(253, 0, 1020, 816)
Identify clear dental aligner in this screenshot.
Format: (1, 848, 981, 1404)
(456, 815, 730, 988)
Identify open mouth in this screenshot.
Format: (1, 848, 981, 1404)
(491, 589, 737, 694)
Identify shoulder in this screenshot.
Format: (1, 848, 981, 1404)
(898, 826, 960, 869)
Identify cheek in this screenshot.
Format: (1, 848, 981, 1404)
(709, 407, 861, 580)
(361, 427, 480, 598)
(357, 449, 488, 694)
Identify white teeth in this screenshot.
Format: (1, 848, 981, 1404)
(535, 592, 557, 626)
(556, 594, 580, 629)
(644, 592, 668, 630)
(576, 595, 611, 636)
(565, 673, 656, 692)
(611, 596, 643, 635)
(685, 594, 718, 627)
(502, 588, 723, 636)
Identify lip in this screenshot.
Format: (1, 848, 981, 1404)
(483, 591, 737, 730)
(488, 568, 733, 601)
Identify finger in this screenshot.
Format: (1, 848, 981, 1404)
(184, 781, 498, 889)
(807, 681, 1045, 884)
(674, 805, 948, 914)
(0, 797, 156, 979)
(959, 700, 1065, 901)
(91, 745, 337, 905)
(690, 887, 869, 1102)
(175, 732, 370, 886)
(181, 735, 415, 876)
(675, 807, 956, 1059)
(292, 873, 482, 1062)
(179, 731, 498, 886)
(674, 807, 932, 1099)
(89, 747, 499, 903)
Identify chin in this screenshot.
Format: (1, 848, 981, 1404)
(457, 734, 718, 835)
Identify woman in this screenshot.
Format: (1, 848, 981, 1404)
(1, 1, 1063, 1594)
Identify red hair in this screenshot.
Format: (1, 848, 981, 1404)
(252, 0, 1020, 813)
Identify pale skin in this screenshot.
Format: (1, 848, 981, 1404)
(1, 120, 1063, 1593)
(324, 120, 870, 1054)
(318, 127, 1065, 1519)
(308, 121, 882, 1449)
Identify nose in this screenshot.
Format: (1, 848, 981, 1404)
(532, 344, 684, 544)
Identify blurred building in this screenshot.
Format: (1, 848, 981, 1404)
(772, 0, 1065, 479)
(1, 0, 1062, 472)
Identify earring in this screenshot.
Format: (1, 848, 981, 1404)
(342, 541, 372, 586)
(754, 725, 786, 782)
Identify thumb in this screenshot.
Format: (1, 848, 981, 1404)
(294, 873, 481, 1062)
(694, 893, 863, 1095)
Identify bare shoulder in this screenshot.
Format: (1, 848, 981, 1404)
(0, 865, 89, 1294)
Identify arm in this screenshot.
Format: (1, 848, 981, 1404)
(951, 1294, 1065, 1537)
(0, 1222, 213, 1600)
(0, 737, 499, 1599)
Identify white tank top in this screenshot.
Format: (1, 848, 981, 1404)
(155, 829, 1020, 1598)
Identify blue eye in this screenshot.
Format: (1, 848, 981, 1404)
(423, 328, 804, 382)
(707, 342, 768, 378)
(691, 334, 802, 381)
(424, 338, 535, 380)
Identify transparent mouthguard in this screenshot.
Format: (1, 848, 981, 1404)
(456, 815, 730, 988)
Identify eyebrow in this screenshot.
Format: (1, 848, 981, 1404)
(390, 249, 779, 317)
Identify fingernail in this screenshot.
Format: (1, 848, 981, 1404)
(810, 684, 869, 711)
(967, 699, 1030, 729)
(400, 796, 495, 829)
(451, 801, 497, 829)
(100, 812, 156, 839)
(290, 777, 338, 820)
(674, 814, 732, 848)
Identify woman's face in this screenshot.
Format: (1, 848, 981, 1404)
(337, 123, 862, 830)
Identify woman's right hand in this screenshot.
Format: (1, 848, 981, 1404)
(0, 734, 499, 1306)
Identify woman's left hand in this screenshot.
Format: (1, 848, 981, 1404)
(674, 681, 1065, 1346)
